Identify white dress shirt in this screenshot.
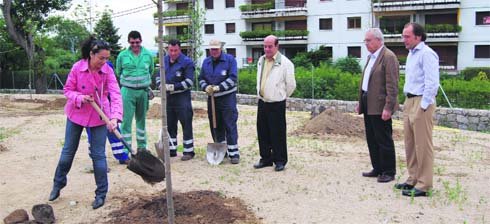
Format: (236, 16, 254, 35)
(362, 46, 384, 91)
(403, 42, 440, 109)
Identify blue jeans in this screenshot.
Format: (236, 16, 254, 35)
(52, 119, 108, 200)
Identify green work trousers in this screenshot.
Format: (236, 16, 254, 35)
(121, 87, 149, 150)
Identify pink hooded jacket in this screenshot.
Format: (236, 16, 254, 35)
(64, 59, 123, 127)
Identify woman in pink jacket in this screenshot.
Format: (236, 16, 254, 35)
(48, 36, 123, 210)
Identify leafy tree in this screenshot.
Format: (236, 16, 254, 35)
(334, 57, 362, 75)
(0, 18, 28, 88)
(44, 16, 90, 55)
(1, 0, 71, 93)
(94, 10, 121, 59)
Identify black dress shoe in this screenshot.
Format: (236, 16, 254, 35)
(253, 160, 273, 169)
(362, 170, 379, 177)
(394, 182, 414, 190)
(274, 164, 285, 172)
(92, 198, 105, 209)
(377, 174, 395, 183)
(48, 188, 60, 201)
(402, 188, 427, 197)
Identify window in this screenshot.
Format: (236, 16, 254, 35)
(348, 17, 361, 29)
(226, 48, 236, 57)
(176, 3, 189, 10)
(380, 16, 410, 34)
(226, 23, 236, 33)
(319, 18, 332, 30)
(348, 46, 361, 58)
(476, 11, 490, 25)
(225, 0, 235, 8)
(252, 22, 273, 31)
(205, 24, 215, 34)
(285, 20, 307, 30)
(320, 46, 333, 58)
(205, 0, 214, 9)
(475, 45, 490, 58)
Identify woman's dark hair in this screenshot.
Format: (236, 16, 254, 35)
(405, 22, 427, 41)
(81, 36, 111, 59)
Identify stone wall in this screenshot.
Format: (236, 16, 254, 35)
(1, 89, 488, 132)
(192, 91, 490, 132)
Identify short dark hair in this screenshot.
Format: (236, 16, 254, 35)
(168, 39, 181, 47)
(405, 22, 427, 41)
(128, 31, 142, 41)
(81, 36, 111, 59)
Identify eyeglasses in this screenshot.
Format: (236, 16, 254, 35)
(129, 41, 141, 45)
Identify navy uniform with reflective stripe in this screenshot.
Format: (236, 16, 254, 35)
(198, 53, 239, 158)
(157, 53, 195, 155)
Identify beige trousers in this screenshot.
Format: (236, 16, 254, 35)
(403, 96, 435, 192)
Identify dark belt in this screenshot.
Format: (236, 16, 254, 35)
(122, 85, 148, 90)
(406, 93, 421, 98)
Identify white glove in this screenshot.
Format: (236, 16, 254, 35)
(205, 85, 214, 95)
(212, 86, 220, 92)
(165, 84, 174, 92)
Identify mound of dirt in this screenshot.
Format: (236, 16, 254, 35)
(300, 109, 365, 138)
(38, 98, 66, 110)
(105, 190, 260, 224)
(147, 103, 208, 119)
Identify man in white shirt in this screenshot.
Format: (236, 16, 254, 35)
(253, 35, 296, 172)
(395, 22, 440, 197)
(356, 28, 399, 183)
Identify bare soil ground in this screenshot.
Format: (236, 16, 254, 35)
(1, 94, 489, 224)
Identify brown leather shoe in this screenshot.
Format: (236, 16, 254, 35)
(362, 170, 379, 177)
(377, 174, 395, 183)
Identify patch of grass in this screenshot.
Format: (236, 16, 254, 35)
(435, 165, 446, 176)
(442, 179, 468, 209)
(0, 127, 20, 142)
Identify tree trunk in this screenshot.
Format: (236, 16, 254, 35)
(2, 0, 44, 93)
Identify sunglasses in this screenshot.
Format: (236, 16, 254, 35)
(129, 41, 141, 45)
(91, 40, 110, 51)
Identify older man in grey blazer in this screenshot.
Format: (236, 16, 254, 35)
(356, 28, 400, 183)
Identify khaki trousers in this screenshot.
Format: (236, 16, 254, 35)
(403, 96, 435, 192)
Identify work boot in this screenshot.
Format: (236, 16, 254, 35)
(170, 150, 177, 157)
(230, 156, 240, 164)
(181, 153, 194, 161)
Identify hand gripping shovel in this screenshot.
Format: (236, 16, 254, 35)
(206, 94, 227, 165)
(90, 101, 165, 184)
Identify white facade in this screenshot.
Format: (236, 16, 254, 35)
(162, 0, 490, 70)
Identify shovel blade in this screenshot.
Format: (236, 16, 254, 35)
(206, 143, 227, 165)
(127, 150, 165, 184)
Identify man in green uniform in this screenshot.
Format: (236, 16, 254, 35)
(116, 31, 154, 151)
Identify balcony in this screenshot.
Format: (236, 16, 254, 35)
(372, 0, 460, 12)
(153, 9, 191, 25)
(383, 24, 461, 42)
(155, 34, 191, 45)
(240, 0, 307, 19)
(240, 29, 308, 44)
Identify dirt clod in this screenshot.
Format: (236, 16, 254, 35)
(105, 190, 260, 224)
(31, 204, 55, 224)
(0, 144, 8, 152)
(3, 209, 29, 224)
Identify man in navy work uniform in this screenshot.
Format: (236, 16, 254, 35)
(198, 39, 240, 164)
(156, 39, 195, 161)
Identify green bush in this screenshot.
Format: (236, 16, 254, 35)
(425, 24, 462, 33)
(239, 30, 308, 39)
(292, 46, 332, 68)
(460, 67, 490, 80)
(154, 9, 190, 17)
(238, 66, 489, 109)
(239, 1, 274, 11)
(334, 57, 362, 75)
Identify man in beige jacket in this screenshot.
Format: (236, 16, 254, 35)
(253, 35, 296, 172)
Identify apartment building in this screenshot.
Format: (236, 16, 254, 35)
(159, 0, 490, 70)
